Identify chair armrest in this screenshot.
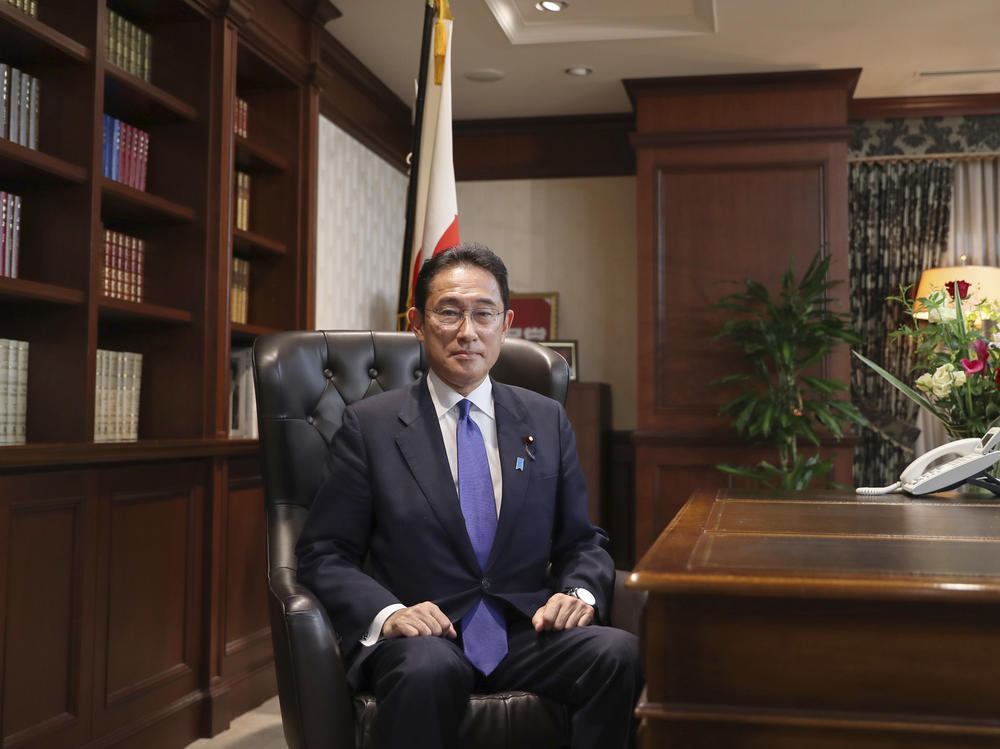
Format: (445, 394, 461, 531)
(268, 567, 356, 749)
(610, 568, 646, 638)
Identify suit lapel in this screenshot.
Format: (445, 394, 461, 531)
(487, 381, 531, 570)
(394, 379, 481, 573)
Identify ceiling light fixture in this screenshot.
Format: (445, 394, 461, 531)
(465, 68, 506, 83)
(535, 1, 567, 12)
(564, 66, 593, 77)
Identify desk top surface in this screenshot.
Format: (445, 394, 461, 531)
(629, 489, 1000, 602)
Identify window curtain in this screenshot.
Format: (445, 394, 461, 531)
(849, 160, 953, 486)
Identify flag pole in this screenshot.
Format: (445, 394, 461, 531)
(396, 0, 437, 329)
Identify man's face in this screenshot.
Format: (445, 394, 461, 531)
(408, 264, 514, 395)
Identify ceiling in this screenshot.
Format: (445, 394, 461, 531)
(324, 0, 1000, 121)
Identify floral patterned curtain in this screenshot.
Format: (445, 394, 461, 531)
(849, 160, 953, 486)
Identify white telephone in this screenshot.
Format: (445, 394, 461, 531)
(857, 426, 1000, 496)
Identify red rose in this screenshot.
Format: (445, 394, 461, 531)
(945, 280, 971, 300)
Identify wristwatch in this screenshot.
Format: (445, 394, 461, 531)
(564, 587, 596, 606)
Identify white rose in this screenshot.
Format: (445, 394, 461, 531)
(951, 369, 967, 388)
(915, 373, 934, 394)
(931, 364, 955, 399)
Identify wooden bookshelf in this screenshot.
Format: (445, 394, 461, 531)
(0, 1, 322, 747)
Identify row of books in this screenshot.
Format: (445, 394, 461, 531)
(0, 191, 22, 279)
(235, 171, 251, 230)
(103, 228, 145, 302)
(106, 7, 152, 82)
(229, 347, 258, 439)
(94, 349, 142, 442)
(0, 339, 28, 445)
(231, 257, 250, 324)
(102, 114, 149, 190)
(1, 64, 40, 150)
(234, 97, 248, 138)
(3, 0, 36, 18)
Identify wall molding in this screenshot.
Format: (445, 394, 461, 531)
(850, 93, 1000, 120)
(454, 113, 635, 180)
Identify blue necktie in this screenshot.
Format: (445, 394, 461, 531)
(456, 399, 507, 675)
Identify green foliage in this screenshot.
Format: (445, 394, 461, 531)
(712, 253, 869, 490)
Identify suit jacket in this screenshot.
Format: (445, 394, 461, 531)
(295, 376, 613, 668)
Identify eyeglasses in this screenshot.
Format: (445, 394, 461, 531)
(426, 307, 505, 329)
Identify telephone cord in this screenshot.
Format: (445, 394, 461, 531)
(855, 482, 902, 495)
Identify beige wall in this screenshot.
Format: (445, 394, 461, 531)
(315, 116, 407, 331)
(457, 177, 637, 430)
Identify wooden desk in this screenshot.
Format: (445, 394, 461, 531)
(629, 489, 1000, 748)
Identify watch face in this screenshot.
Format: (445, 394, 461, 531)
(572, 587, 596, 606)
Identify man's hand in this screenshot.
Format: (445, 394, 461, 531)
(383, 602, 457, 639)
(531, 592, 594, 632)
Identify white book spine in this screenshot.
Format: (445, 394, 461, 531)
(8, 68, 20, 144)
(96, 349, 107, 442)
(10, 194, 20, 278)
(14, 340, 27, 444)
(0, 339, 9, 445)
(28, 75, 38, 149)
(17, 71, 29, 147)
(130, 352, 142, 441)
(6, 338, 16, 446)
(0, 65, 9, 144)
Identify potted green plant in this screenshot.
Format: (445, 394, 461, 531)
(712, 253, 869, 489)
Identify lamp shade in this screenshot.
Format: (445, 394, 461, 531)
(913, 265, 1000, 318)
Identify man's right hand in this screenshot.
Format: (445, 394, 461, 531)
(382, 602, 457, 639)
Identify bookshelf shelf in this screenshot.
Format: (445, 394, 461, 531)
(0, 276, 85, 305)
(101, 177, 196, 222)
(0, 3, 90, 66)
(232, 227, 287, 257)
(0, 138, 88, 187)
(231, 321, 280, 343)
(234, 135, 289, 173)
(104, 64, 198, 124)
(98, 297, 193, 324)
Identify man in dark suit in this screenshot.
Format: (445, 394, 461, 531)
(296, 243, 641, 749)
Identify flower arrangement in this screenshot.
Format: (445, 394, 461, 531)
(854, 280, 1000, 440)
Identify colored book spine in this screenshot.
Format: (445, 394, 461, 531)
(0, 191, 7, 277)
(0, 339, 7, 445)
(0, 65, 8, 142)
(27, 75, 38, 149)
(9, 193, 20, 278)
(8, 68, 20, 144)
(14, 340, 27, 444)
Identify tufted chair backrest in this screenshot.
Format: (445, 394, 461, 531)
(253, 330, 570, 577)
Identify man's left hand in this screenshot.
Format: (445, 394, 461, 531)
(531, 592, 594, 632)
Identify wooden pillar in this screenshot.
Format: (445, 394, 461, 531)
(626, 70, 860, 556)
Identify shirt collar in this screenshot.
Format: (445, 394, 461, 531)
(426, 370, 495, 420)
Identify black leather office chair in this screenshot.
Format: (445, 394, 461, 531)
(253, 330, 644, 749)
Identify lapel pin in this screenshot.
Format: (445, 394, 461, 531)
(523, 434, 536, 461)
(516, 457, 525, 471)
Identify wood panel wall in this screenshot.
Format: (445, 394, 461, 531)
(626, 70, 861, 557)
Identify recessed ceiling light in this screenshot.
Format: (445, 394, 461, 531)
(564, 66, 593, 77)
(465, 68, 506, 83)
(535, 1, 567, 11)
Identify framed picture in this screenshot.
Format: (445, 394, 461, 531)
(508, 292, 558, 341)
(539, 339, 578, 381)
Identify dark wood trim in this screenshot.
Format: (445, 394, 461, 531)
(624, 68, 862, 108)
(316, 32, 410, 171)
(282, 0, 341, 25)
(0, 439, 260, 470)
(631, 126, 855, 148)
(454, 113, 636, 180)
(849, 93, 1000, 120)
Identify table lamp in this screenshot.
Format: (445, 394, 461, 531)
(912, 265, 1000, 320)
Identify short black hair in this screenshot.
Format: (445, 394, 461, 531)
(413, 242, 510, 312)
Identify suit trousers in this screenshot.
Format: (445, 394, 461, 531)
(358, 617, 642, 749)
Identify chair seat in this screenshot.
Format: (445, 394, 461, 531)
(353, 690, 569, 749)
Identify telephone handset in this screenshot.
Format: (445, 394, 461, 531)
(857, 426, 1000, 496)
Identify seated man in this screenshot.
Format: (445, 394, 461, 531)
(296, 243, 642, 749)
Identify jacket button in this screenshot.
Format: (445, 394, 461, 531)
(306, 415, 314, 425)
(323, 368, 333, 378)
(368, 368, 378, 378)
(480, 578, 491, 591)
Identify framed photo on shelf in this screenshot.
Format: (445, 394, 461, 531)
(508, 292, 558, 341)
(539, 339, 578, 381)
